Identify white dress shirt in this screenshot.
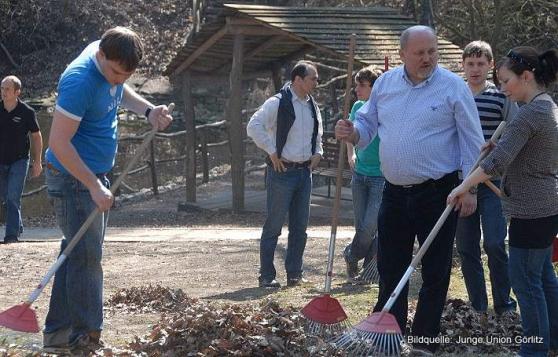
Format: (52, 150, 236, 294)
(247, 87, 323, 162)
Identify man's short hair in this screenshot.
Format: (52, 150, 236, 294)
(463, 41, 493, 62)
(99, 27, 144, 72)
(400, 25, 436, 50)
(290, 60, 316, 82)
(2, 75, 22, 91)
(355, 65, 382, 86)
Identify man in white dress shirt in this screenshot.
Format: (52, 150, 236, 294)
(247, 60, 323, 288)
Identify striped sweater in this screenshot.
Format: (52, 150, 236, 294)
(475, 82, 518, 140)
(480, 96, 558, 219)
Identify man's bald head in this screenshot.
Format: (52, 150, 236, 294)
(400, 25, 436, 50)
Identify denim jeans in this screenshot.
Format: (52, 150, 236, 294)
(259, 165, 311, 281)
(508, 245, 558, 357)
(456, 181, 516, 314)
(345, 172, 384, 265)
(373, 173, 458, 353)
(43, 167, 109, 343)
(0, 158, 29, 238)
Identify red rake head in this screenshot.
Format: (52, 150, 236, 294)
(301, 294, 348, 325)
(0, 303, 40, 333)
(354, 311, 401, 335)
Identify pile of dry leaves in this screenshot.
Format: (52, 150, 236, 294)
(438, 298, 522, 355)
(107, 285, 340, 356)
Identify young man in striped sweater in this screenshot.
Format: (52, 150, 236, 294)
(456, 40, 518, 317)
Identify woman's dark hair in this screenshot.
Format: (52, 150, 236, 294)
(500, 46, 558, 87)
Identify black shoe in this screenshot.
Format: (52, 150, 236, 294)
(3, 235, 19, 244)
(287, 277, 308, 287)
(259, 279, 281, 288)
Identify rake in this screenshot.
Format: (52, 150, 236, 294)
(0, 103, 174, 333)
(347, 57, 392, 288)
(300, 35, 356, 338)
(333, 121, 507, 356)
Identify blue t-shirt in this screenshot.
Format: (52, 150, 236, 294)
(45, 41, 123, 174)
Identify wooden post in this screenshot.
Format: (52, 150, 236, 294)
(226, 32, 245, 212)
(200, 130, 209, 183)
(182, 71, 197, 202)
(149, 139, 159, 195)
(271, 62, 282, 92)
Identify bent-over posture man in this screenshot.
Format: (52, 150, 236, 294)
(247, 60, 323, 288)
(335, 26, 484, 354)
(0, 75, 42, 243)
(43, 27, 173, 354)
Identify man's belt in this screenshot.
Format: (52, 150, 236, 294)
(387, 171, 459, 191)
(281, 160, 311, 168)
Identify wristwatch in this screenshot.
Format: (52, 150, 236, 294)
(468, 186, 478, 195)
(144, 105, 154, 118)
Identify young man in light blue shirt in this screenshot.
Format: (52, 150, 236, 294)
(43, 27, 173, 355)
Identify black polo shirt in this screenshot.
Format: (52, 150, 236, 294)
(0, 99, 40, 165)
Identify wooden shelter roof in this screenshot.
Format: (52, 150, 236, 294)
(165, 4, 463, 77)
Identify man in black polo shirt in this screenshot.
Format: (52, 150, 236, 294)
(0, 75, 43, 243)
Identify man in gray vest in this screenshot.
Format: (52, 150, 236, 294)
(247, 60, 323, 288)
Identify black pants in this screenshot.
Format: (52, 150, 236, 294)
(373, 172, 458, 352)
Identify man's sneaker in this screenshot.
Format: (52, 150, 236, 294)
(287, 277, 308, 287)
(344, 255, 359, 282)
(70, 332, 105, 355)
(3, 235, 19, 244)
(258, 278, 281, 288)
(43, 327, 71, 354)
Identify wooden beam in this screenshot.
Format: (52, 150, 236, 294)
(227, 26, 282, 36)
(225, 33, 245, 212)
(214, 35, 283, 73)
(172, 26, 227, 78)
(181, 71, 197, 202)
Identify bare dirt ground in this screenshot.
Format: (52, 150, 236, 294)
(0, 170, 535, 356)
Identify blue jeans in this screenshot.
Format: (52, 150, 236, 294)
(456, 181, 516, 314)
(259, 166, 311, 281)
(43, 167, 109, 343)
(509, 245, 558, 357)
(373, 173, 459, 353)
(0, 158, 29, 238)
(345, 172, 384, 265)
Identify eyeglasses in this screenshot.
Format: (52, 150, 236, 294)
(506, 50, 537, 72)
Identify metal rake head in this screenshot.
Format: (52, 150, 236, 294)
(358, 256, 379, 285)
(330, 311, 403, 356)
(305, 318, 352, 340)
(331, 328, 403, 356)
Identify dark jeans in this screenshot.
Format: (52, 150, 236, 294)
(373, 172, 458, 352)
(0, 158, 29, 238)
(259, 165, 311, 281)
(456, 181, 516, 314)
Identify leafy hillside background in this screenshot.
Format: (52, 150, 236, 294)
(0, 0, 556, 99)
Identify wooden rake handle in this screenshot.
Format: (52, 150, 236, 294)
(324, 35, 356, 293)
(26, 103, 175, 305)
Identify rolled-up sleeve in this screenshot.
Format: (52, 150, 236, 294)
(354, 95, 379, 149)
(453, 81, 484, 176)
(246, 96, 280, 155)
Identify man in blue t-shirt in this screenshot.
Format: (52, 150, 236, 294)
(42, 27, 173, 355)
